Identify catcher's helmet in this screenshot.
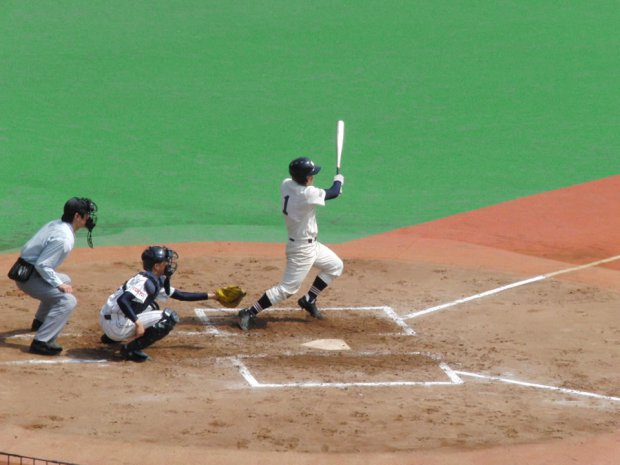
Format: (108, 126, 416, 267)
(141, 246, 178, 277)
(289, 157, 321, 184)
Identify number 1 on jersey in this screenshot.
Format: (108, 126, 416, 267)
(282, 195, 290, 215)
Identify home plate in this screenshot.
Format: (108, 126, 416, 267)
(301, 339, 351, 351)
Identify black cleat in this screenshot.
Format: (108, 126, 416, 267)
(298, 297, 324, 319)
(31, 318, 43, 331)
(120, 345, 150, 362)
(29, 339, 63, 356)
(237, 308, 255, 331)
(100, 334, 119, 345)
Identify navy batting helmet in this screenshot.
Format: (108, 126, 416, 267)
(289, 157, 321, 184)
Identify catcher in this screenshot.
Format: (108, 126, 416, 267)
(99, 245, 245, 362)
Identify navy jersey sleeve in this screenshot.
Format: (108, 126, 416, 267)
(117, 291, 139, 322)
(170, 289, 210, 301)
(118, 277, 160, 322)
(324, 181, 342, 200)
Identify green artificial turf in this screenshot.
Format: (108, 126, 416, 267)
(1, 1, 618, 251)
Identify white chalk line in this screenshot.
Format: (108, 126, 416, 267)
(196, 305, 390, 312)
(5, 332, 81, 340)
(229, 349, 444, 360)
(192, 308, 223, 336)
(404, 254, 620, 320)
(194, 305, 415, 336)
(455, 371, 620, 403)
(404, 275, 545, 319)
(0, 358, 109, 366)
(230, 353, 619, 403)
(231, 352, 461, 388)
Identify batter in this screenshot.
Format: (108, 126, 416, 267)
(238, 157, 344, 330)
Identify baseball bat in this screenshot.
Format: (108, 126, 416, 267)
(336, 120, 345, 174)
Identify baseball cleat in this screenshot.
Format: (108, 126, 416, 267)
(298, 297, 324, 319)
(29, 339, 63, 356)
(237, 308, 255, 331)
(120, 345, 150, 362)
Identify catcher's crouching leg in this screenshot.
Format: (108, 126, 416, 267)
(122, 309, 180, 362)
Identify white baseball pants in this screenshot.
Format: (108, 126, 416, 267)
(266, 241, 343, 304)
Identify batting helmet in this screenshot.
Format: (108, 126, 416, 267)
(289, 157, 321, 185)
(141, 246, 179, 277)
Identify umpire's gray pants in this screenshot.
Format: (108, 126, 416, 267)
(17, 273, 77, 342)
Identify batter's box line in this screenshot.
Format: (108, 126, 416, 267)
(0, 358, 109, 366)
(192, 305, 415, 336)
(230, 352, 463, 389)
(181, 308, 235, 338)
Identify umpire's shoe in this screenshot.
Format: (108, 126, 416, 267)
(120, 345, 150, 362)
(298, 296, 324, 319)
(29, 339, 63, 356)
(237, 308, 255, 331)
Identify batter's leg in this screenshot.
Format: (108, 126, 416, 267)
(238, 245, 315, 330)
(264, 246, 315, 308)
(298, 243, 344, 318)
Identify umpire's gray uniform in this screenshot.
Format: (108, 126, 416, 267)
(17, 219, 77, 343)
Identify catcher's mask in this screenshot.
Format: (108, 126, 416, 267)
(289, 157, 321, 185)
(141, 246, 179, 277)
(61, 197, 98, 248)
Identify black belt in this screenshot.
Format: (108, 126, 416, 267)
(104, 314, 111, 320)
(289, 238, 316, 243)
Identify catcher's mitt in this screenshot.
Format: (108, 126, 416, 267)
(215, 285, 247, 308)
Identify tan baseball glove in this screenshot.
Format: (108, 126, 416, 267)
(215, 285, 247, 308)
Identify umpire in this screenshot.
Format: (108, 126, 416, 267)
(8, 197, 97, 356)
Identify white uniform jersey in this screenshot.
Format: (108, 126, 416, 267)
(100, 273, 173, 318)
(280, 178, 325, 240)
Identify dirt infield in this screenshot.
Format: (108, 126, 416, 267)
(1, 177, 619, 464)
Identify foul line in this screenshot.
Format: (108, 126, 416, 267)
(404, 254, 620, 320)
(455, 371, 620, 403)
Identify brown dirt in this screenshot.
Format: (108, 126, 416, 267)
(1, 176, 619, 464)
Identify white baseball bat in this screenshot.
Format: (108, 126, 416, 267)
(336, 120, 345, 174)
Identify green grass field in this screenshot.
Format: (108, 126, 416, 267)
(1, 1, 618, 252)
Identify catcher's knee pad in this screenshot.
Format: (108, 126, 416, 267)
(129, 309, 179, 351)
(153, 308, 179, 335)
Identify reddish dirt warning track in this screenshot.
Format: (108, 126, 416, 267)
(0, 176, 619, 465)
